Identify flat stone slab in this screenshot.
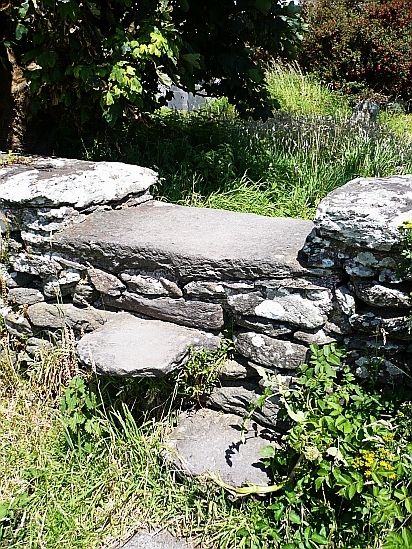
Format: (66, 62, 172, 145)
(164, 408, 278, 487)
(0, 157, 157, 208)
(315, 175, 412, 251)
(118, 530, 194, 549)
(76, 313, 221, 377)
(53, 201, 313, 280)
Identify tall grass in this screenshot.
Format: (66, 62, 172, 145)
(0, 342, 268, 549)
(82, 64, 412, 220)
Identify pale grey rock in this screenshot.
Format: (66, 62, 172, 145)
(294, 329, 337, 346)
(234, 315, 293, 338)
(353, 279, 412, 308)
(73, 280, 99, 307)
(228, 290, 329, 330)
(164, 408, 278, 486)
(27, 303, 64, 330)
(76, 313, 221, 376)
(207, 382, 280, 427)
(20, 206, 86, 245)
(27, 302, 110, 333)
(105, 292, 224, 331)
(63, 304, 112, 333)
(235, 332, 308, 370)
(5, 311, 33, 337)
(335, 286, 356, 317)
(219, 358, 258, 380)
(43, 269, 81, 298)
(88, 267, 126, 297)
(314, 175, 412, 251)
(119, 530, 194, 549)
(184, 281, 227, 299)
(52, 201, 314, 280)
(7, 287, 44, 306)
(184, 280, 255, 299)
(11, 252, 62, 277)
(120, 270, 182, 297)
(0, 157, 157, 208)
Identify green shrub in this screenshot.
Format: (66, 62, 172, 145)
(242, 344, 412, 549)
(299, 0, 412, 106)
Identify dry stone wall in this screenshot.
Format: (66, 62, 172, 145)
(0, 156, 411, 427)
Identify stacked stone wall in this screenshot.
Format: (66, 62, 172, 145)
(1, 157, 411, 427)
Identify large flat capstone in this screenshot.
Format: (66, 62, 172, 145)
(0, 157, 157, 208)
(53, 201, 313, 280)
(76, 313, 221, 377)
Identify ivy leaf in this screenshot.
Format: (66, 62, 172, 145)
(15, 23, 28, 41)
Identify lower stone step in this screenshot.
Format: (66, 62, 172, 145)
(163, 408, 279, 488)
(117, 529, 194, 549)
(76, 312, 221, 377)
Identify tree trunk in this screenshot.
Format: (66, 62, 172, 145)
(0, 44, 13, 152)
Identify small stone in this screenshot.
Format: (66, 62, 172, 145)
(88, 267, 125, 297)
(353, 279, 412, 308)
(7, 287, 44, 306)
(235, 331, 308, 370)
(120, 270, 182, 297)
(294, 329, 336, 346)
(5, 311, 33, 337)
(219, 358, 257, 380)
(73, 279, 99, 307)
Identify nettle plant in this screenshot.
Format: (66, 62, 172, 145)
(244, 344, 412, 549)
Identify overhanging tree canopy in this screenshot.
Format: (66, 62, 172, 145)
(0, 0, 304, 151)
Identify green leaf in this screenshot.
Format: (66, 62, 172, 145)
(402, 528, 412, 547)
(15, 23, 28, 41)
(289, 510, 301, 524)
(311, 532, 329, 545)
(259, 445, 275, 458)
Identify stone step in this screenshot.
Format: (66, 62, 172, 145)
(76, 312, 221, 377)
(163, 408, 279, 488)
(117, 530, 194, 549)
(53, 200, 313, 281)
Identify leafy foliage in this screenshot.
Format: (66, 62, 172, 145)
(1, 0, 304, 133)
(299, 0, 412, 105)
(242, 344, 412, 548)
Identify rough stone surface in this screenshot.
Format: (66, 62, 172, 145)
(235, 332, 308, 370)
(314, 175, 412, 251)
(5, 311, 33, 337)
(164, 408, 279, 487)
(76, 313, 221, 377)
(0, 157, 157, 208)
(219, 359, 258, 380)
(207, 381, 280, 427)
(88, 266, 126, 297)
(352, 279, 412, 308)
(52, 201, 314, 280)
(7, 287, 44, 306)
(119, 530, 194, 549)
(228, 291, 329, 330)
(120, 270, 182, 298)
(105, 292, 225, 331)
(27, 302, 110, 333)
